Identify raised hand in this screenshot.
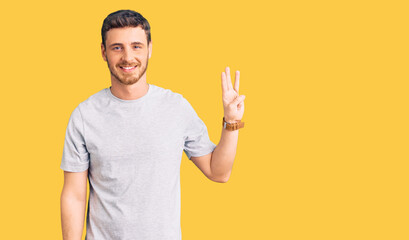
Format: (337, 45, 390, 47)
(221, 66, 245, 123)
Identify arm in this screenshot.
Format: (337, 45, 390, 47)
(210, 125, 239, 181)
(211, 66, 245, 182)
(60, 170, 88, 240)
(191, 66, 245, 183)
(191, 126, 238, 183)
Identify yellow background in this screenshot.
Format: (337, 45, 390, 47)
(0, 0, 408, 239)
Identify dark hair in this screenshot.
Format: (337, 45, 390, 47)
(101, 10, 151, 48)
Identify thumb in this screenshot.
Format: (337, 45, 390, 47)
(232, 95, 246, 106)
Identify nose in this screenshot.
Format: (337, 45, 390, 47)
(122, 46, 134, 63)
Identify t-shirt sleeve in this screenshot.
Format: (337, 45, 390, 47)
(182, 98, 217, 160)
(60, 105, 90, 172)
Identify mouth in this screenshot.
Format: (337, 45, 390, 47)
(119, 65, 137, 72)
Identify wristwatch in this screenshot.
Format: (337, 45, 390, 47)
(222, 117, 245, 131)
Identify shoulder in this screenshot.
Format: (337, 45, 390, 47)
(149, 85, 198, 120)
(74, 88, 108, 112)
(149, 84, 188, 105)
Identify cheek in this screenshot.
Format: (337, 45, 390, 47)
(107, 55, 119, 66)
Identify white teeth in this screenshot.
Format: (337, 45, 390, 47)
(121, 66, 136, 69)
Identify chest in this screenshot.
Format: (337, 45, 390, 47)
(83, 108, 185, 165)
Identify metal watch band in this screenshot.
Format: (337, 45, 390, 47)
(222, 117, 245, 131)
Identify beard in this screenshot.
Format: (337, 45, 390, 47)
(106, 54, 149, 86)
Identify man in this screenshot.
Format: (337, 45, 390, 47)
(60, 9, 246, 240)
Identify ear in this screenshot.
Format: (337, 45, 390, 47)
(148, 41, 152, 59)
(101, 43, 107, 61)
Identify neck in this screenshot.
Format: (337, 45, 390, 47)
(110, 78, 149, 100)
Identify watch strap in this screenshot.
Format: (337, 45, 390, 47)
(223, 117, 245, 131)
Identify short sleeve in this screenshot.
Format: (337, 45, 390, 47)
(60, 105, 90, 172)
(182, 98, 217, 160)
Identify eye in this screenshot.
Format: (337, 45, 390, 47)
(134, 46, 141, 49)
(113, 46, 121, 50)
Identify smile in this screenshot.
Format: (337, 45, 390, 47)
(120, 66, 137, 72)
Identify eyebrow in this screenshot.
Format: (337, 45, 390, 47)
(109, 42, 145, 48)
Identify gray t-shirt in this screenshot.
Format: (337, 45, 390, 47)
(60, 84, 216, 240)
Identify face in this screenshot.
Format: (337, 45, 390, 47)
(101, 27, 152, 85)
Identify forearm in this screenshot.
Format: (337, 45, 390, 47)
(211, 126, 239, 181)
(61, 192, 87, 240)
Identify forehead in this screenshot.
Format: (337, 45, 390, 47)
(105, 27, 147, 45)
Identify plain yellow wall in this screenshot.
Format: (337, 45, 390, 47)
(0, 0, 408, 239)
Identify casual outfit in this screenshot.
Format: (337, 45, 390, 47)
(61, 84, 216, 240)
